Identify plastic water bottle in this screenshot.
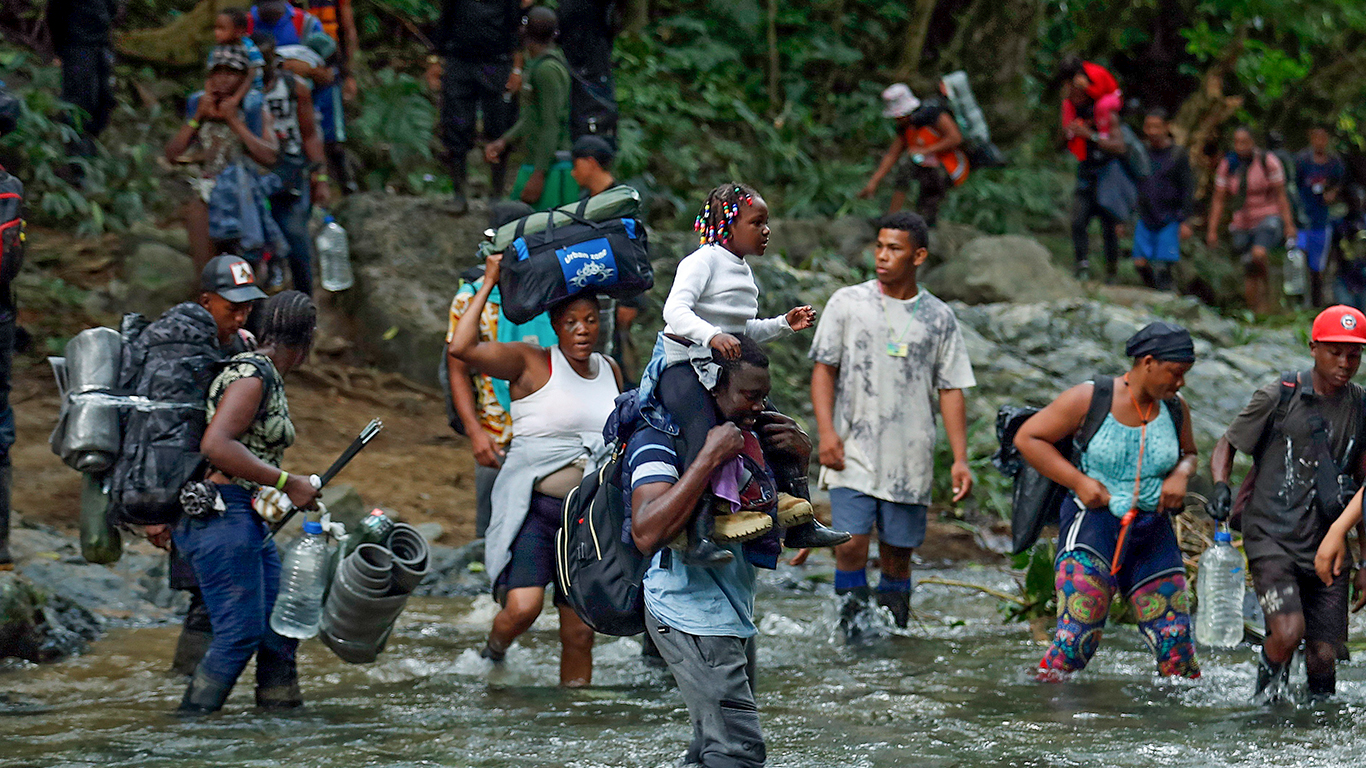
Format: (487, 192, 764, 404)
(1283, 238, 1308, 298)
(1195, 526, 1245, 649)
(316, 215, 354, 292)
(270, 521, 330, 639)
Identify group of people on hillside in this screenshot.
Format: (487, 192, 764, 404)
(1058, 57, 1364, 314)
(429, 0, 624, 212)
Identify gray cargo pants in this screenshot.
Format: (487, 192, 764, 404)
(645, 609, 766, 768)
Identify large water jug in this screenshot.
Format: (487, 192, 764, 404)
(316, 215, 354, 292)
(1195, 527, 1245, 648)
(270, 521, 330, 639)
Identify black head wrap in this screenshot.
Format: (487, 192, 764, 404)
(1125, 321, 1195, 363)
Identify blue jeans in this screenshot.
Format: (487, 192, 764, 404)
(172, 484, 298, 689)
(269, 168, 313, 294)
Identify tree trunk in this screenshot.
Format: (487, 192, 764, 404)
(767, 0, 781, 115)
(897, 0, 940, 79)
(115, 0, 249, 67)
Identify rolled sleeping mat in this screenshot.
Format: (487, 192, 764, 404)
(57, 327, 124, 472)
(386, 524, 430, 595)
(319, 550, 409, 664)
(346, 543, 393, 594)
(488, 185, 641, 252)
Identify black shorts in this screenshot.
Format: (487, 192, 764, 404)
(1250, 554, 1349, 649)
(494, 492, 567, 606)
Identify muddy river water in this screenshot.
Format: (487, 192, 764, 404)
(4, 565, 1366, 767)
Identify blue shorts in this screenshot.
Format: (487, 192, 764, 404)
(1056, 497, 1184, 595)
(1298, 226, 1333, 273)
(1133, 220, 1180, 263)
(828, 487, 926, 549)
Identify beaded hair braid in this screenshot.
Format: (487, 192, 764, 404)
(694, 182, 758, 246)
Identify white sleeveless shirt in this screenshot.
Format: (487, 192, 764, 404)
(510, 346, 618, 439)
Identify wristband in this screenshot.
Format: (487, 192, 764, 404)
(275, 471, 289, 491)
(427, 55, 440, 65)
(314, 174, 330, 183)
(512, 67, 523, 75)
(187, 118, 200, 130)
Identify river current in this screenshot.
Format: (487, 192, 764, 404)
(5, 565, 1366, 767)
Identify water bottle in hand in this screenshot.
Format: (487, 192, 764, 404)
(316, 214, 354, 292)
(1195, 526, 1245, 649)
(271, 521, 330, 639)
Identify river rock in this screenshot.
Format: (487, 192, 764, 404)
(334, 193, 493, 385)
(121, 241, 196, 318)
(0, 571, 102, 663)
(923, 235, 1079, 304)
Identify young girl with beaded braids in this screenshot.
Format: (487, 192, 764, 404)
(641, 183, 850, 567)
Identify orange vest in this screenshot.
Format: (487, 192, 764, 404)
(902, 124, 969, 186)
(306, 0, 340, 41)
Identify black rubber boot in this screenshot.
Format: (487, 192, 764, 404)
(490, 158, 509, 198)
(0, 461, 11, 568)
(480, 639, 507, 662)
(449, 156, 469, 215)
(784, 520, 852, 549)
(681, 502, 733, 568)
(170, 592, 213, 677)
(1253, 649, 1290, 704)
(876, 590, 911, 629)
(1307, 672, 1336, 702)
(255, 681, 303, 710)
(837, 586, 873, 641)
(177, 670, 233, 715)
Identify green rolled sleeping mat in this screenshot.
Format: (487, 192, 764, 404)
(488, 184, 641, 253)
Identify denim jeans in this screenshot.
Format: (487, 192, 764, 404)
(269, 170, 313, 295)
(172, 484, 298, 689)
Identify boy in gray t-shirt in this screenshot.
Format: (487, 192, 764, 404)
(809, 211, 975, 633)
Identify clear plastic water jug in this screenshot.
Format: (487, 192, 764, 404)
(270, 521, 330, 639)
(1195, 527, 1245, 649)
(316, 215, 354, 292)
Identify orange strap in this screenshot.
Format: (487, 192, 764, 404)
(1111, 375, 1155, 576)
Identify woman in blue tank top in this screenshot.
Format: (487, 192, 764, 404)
(1015, 322, 1201, 681)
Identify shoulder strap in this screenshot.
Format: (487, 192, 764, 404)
(1076, 375, 1114, 452)
(1165, 395, 1184, 437)
(1252, 371, 1300, 461)
(292, 7, 307, 38)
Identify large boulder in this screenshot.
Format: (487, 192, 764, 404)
(334, 193, 493, 385)
(923, 234, 1080, 304)
(0, 571, 101, 663)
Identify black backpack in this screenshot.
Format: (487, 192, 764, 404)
(555, 444, 647, 636)
(107, 303, 241, 526)
(994, 375, 1183, 555)
(0, 166, 24, 291)
(500, 210, 652, 325)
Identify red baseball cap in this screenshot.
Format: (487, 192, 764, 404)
(1311, 305, 1366, 343)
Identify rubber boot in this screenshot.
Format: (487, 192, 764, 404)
(177, 670, 233, 716)
(1307, 672, 1336, 702)
(255, 681, 303, 710)
(681, 501, 733, 568)
(837, 585, 873, 641)
(480, 637, 508, 662)
(171, 592, 213, 677)
(1253, 649, 1290, 704)
(876, 589, 911, 629)
(490, 157, 509, 199)
(449, 156, 469, 215)
(0, 461, 11, 569)
(770, 457, 851, 549)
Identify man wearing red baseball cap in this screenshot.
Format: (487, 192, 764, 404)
(1209, 304, 1366, 703)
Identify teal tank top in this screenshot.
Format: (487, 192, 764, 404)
(1080, 400, 1180, 518)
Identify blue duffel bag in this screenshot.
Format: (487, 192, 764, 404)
(499, 210, 653, 324)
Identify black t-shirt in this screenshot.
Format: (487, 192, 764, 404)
(1224, 373, 1365, 567)
(1137, 144, 1194, 229)
(558, 0, 616, 81)
(434, 0, 523, 61)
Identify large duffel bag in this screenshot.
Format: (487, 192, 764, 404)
(499, 211, 652, 324)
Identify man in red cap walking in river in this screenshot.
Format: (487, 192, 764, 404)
(1209, 305, 1366, 703)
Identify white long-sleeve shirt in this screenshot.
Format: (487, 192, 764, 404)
(662, 244, 792, 346)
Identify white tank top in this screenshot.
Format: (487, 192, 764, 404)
(510, 346, 618, 439)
